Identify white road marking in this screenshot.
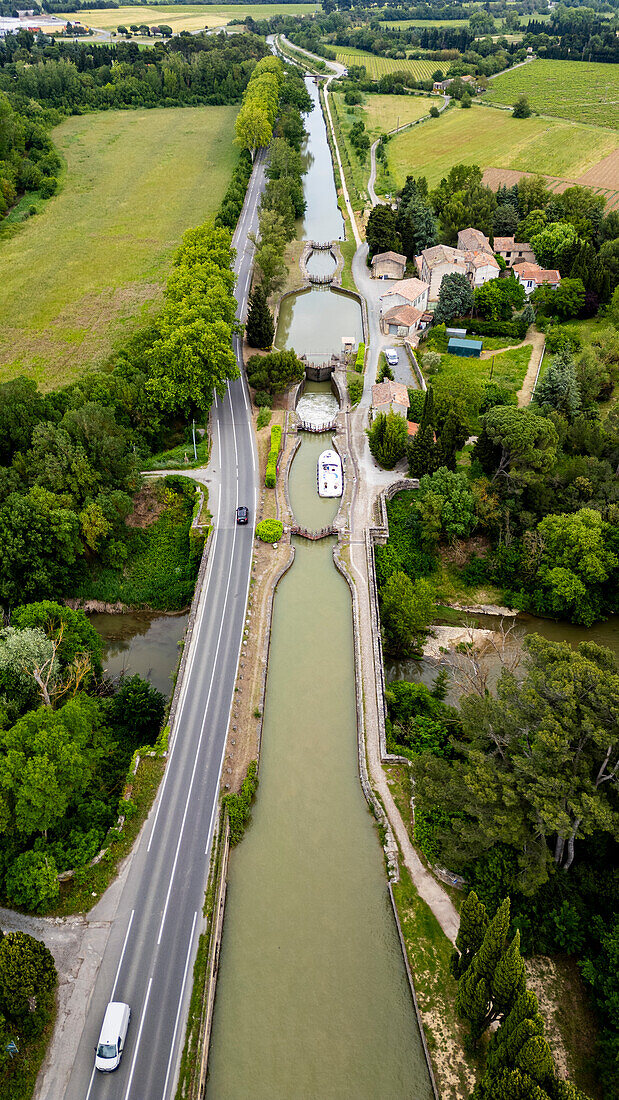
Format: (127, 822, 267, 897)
(110, 909, 135, 1000)
(160, 910, 198, 1100)
(123, 977, 152, 1100)
(84, 1066, 96, 1100)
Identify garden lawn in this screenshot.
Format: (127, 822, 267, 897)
(61, 3, 319, 32)
(0, 106, 237, 389)
(484, 60, 619, 130)
(334, 47, 436, 81)
(386, 102, 617, 189)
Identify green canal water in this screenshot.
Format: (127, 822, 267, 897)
(206, 430, 433, 1098)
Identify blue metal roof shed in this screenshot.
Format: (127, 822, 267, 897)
(448, 337, 483, 358)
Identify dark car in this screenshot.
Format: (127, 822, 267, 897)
(236, 506, 249, 525)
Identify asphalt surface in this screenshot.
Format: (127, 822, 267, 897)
(61, 152, 265, 1100)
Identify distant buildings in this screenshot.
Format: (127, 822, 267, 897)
(494, 236, 536, 268)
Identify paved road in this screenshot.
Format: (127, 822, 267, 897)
(60, 153, 265, 1100)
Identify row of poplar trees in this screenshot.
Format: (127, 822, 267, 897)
(453, 893, 589, 1100)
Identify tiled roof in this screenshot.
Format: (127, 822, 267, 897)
(513, 262, 561, 285)
(420, 244, 464, 267)
(493, 236, 532, 252)
(464, 249, 500, 270)
(458, 227, 492, 253)
(383, 304, 423, 326)
(371, 250, 407, 265)
(381, 277, 430, 303)
(372, 380, 409, 407)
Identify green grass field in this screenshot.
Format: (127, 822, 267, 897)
(386, 103, 617, 189)
(485, 60, 619, 129)
(380, 17, 469, 28)
(334, 47, 436, 81)
(424, 343, 533, 424)
(362, 92, 439, 134)
(63, 3, 319, 33)
(0, 106, 237, 389)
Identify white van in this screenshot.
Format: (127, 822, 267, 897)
(95, 1001, 131, 1072)
(384, 348, 399, 367)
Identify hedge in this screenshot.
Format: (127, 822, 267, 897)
(265, 424, 282, 489)
(256, 519, 283, 542)
(222, 761, 259, 845)
(355, 342, 365, 373)
(452, 316, 528, 340)
(348, 376, 363, 405)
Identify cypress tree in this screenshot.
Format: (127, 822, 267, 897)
(419, 384, 435, 431)
(475, 897, 511, 984)
(450, 890, 488, 980)
(407, 424, 437, 478)
(491, 931, 527, 1017)
(245, 284, 274, 349)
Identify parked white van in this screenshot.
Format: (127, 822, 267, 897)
(95, 1001, 131, 1072)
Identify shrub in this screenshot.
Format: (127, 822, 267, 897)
(264, 424, 282, 488)
(348, 376, 363, 405)
(5, 851, 59, 912)
(257, 406, 271, 429)
(355, 342, 365, 373)
(429, 105, 440, 118)
(256, 519, 283, 542)
(39, 176, 57, 198)
(223, 761, 259, 844)
(254, 391, 272, 407)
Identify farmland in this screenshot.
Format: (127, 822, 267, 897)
(484, 60, 619, 130)
(362, 93, 439, 135)
(386, 103, 618, 190)
(0, 106, 237, 389)
(334, 47, 437, 81)
(63, 3, 319, 33)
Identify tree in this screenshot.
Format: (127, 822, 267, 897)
(533, 356, 581, 419)
(235, 103, 273, 161)
(450, 890, 489, 979)
(474, 277, 524, 321)
(435, 272, 474, 323)
(106, 674, 165, 749)
(418, 467, 477, 544)
(246, 349, 304, 395)
(455, 899, 526, 1043)
(367, 410, 408, 469)
(0, 931, 57, 1024)
(533, 278, 585, 321)
(0, 695, 109, 840)
(474, 406, 558, 486)
(381, 571, 434, 656)
(11, 600, 103, 679)
(146, 308, 239, 416)
(5, 850, 59, 912)
(0, 377, 45, 465)
(493, 203, 519, 237)
(530, 222, 580, 272)
(512, 95, 532, 118)
(414, 636, 619, 890)
(517, 176, 551, 217)
(245, 284, 274, 349)
(408, 425, 438, 478)
(397, 190, 437, 259)
(0, 486, 82, 604)
(534, 508, 617, 624)
(461, 91, 472, 109)
(365, 204, 402, 259)
(0, 627, 56, 718)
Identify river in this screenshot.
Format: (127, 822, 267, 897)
(205, 79, 433, 1098)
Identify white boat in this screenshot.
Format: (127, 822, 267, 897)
(317, 449, 343, 498)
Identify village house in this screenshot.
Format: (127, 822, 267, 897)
(513, 261, 561, 295)
(380, 277, 430, 313)
(371, 380, 409, 418)
(416, 232, 499, 302)
(370, 250, 407, 280)
(494, 236, 536, 268)
(380, 304, 432, 338)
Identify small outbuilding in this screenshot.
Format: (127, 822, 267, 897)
(371, 250, 407, 280)
(448, 337, 482, 358)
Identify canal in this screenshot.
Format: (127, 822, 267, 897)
(206, 77, 433, 1099)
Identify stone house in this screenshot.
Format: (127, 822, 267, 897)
(381, 303, 432, 338)
(493, 236, 536, 268)
(371, 250, 407, 280)
(457, 227, 492, 253)
(513, 262, 561, 295)
(416, 239, 499, 301)
(371, 380, 409, 418)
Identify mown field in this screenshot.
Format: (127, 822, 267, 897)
(334, 47, 437, 81)
(484, 59, 619, 129)
(64, 2, 319, 33)
(0, 106, 237, 389)
(362, 92, 438, 134)
(387, 103, 618, 189)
